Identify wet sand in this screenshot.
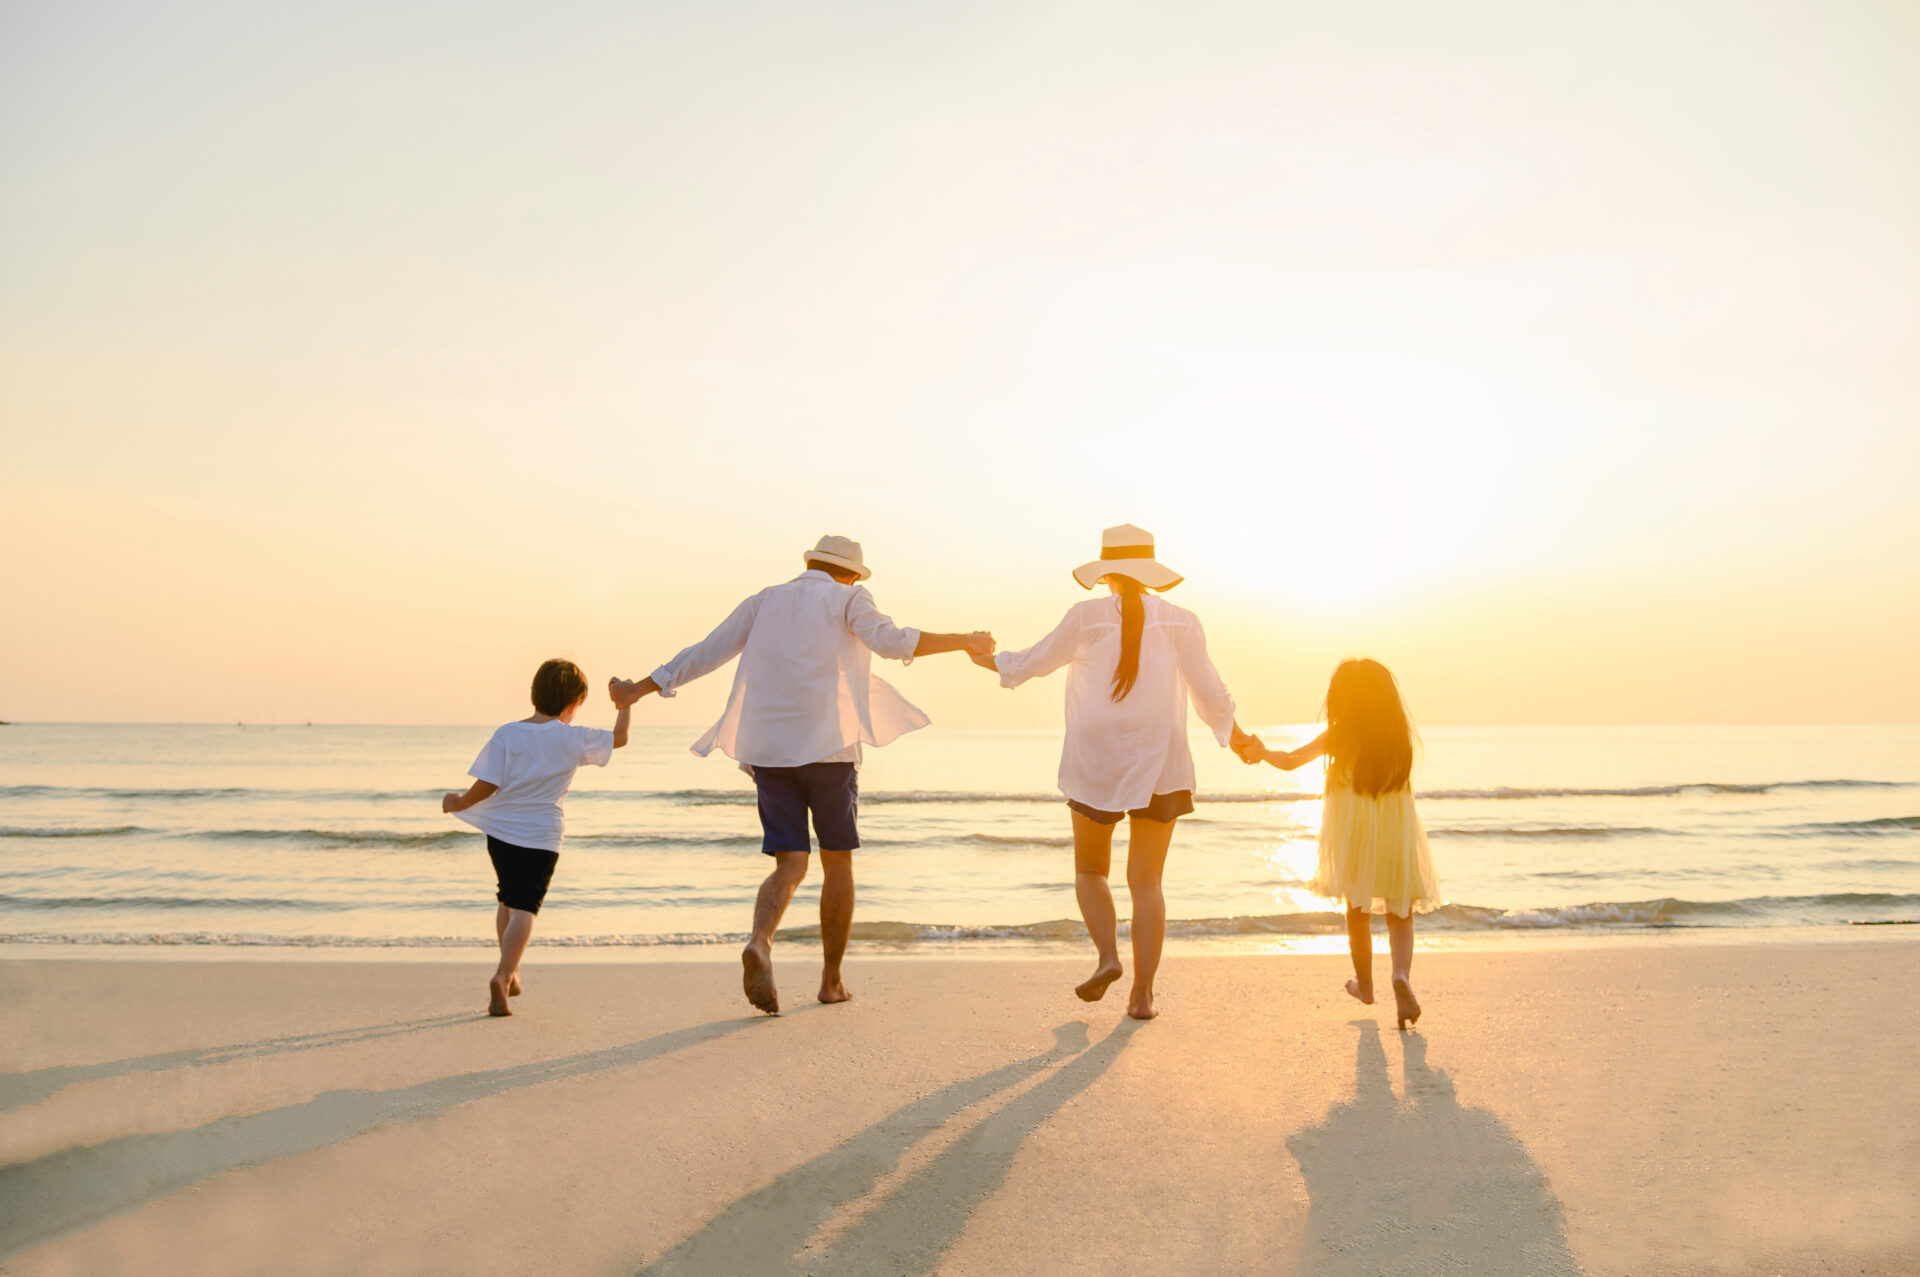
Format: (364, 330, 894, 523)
(3, 940, 1917, 1275)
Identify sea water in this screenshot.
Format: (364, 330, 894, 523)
(2, 724, 1916, 950)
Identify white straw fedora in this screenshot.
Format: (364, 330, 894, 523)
(803, 533, 871, 581)
(1071, 524, 1184, 591)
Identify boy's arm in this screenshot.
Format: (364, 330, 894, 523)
(612, 701, 632, 749)
(442, 780, 498, 813)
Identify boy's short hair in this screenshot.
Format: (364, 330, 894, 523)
(531, 659, 589, 716)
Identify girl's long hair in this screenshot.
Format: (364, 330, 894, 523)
(1109, 575, 1146, 701)
(1324, 658, 1415, 796)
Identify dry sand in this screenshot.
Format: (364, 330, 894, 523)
(2, 939, 1916, 1275)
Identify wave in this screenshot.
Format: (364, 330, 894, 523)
(1425, 824, 1672, 840)
(1415, 779, 1911, 800)
(0, 826, 143, 839)
(0, 894, 352, 912)
(1778, 816, 1920, 837)
(7, 892, 1917, 945)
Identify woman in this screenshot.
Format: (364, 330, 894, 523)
(975, 525, 1248, 1019)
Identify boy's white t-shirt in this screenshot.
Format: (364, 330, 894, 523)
(453, 719, 614, 852)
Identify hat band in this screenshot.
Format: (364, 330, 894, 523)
(1100, 545, 1155, 561)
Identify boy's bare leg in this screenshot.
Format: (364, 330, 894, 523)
(490, 907, 535, 1017)
(818, 849, 855, 1004)
(1345, 906, 1375, 1004)
(1123, 815, 1175, 1020)
(494, 905, 521, 996)
(743, 852, 808, 1014)
(1071, 810, 1123, 1001)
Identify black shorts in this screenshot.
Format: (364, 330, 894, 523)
(1067, 790, 1195, 826)
(753, 761, 859, 855)
(487, 836, 560, 914)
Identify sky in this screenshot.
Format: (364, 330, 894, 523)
(2, 0, 1916, 728)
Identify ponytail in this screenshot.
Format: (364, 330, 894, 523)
(1110, 576, 1146, 701)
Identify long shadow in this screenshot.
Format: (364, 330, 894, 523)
(639, 1018, 1139, 1277)
(1, 1014, 768, 1259)
(0, 1012, 476, 1114)
(1288, 1024, 1580, 1276)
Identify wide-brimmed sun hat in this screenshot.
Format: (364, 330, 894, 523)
(1071, 524, 1184, 591)
(803, 533, 872, 581)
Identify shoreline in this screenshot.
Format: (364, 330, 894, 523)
(6, 921, 1915, 963)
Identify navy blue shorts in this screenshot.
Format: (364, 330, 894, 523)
(753, 762, 859, 855)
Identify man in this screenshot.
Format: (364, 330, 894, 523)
(613, 534, 993, 1013)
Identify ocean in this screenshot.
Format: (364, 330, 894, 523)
(2, 723, 1916, 952)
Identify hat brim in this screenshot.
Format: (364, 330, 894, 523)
(1072, 559, 1183, 591)
(804, 550, 871, 581)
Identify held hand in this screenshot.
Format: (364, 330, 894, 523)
(968, 648, 999, 672)
(962, 630, 996, 658)
(1236, 735, 1266, 765)
(608, 677, 641, 709)
(441, 792, 462, 814)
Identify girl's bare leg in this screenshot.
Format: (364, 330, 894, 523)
(1344, 906, 1375, 1004)
(1387, 910, 1420, 1028)
(1071, 810, 1122, 1001)
(1124, 815, 1175, 1020)
(490, 907, 535, 1017)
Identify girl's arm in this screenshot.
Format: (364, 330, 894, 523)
(442, 780, 499, 813)
(1256, 730, 1327, 770)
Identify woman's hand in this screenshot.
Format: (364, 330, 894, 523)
(961, 631, 996, 658)
(968, 648, 999, 672)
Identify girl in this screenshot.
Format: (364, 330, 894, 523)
(978, 525, 1251, 1020)
(1241, 659, 1436, 1028)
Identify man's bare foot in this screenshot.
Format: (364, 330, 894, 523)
(818, 978, 852, 1005)
(1345, 978, 1374, 1005)
(1392, 975, 1421, 1029)
(488, 977, 512, 1017)
(1126, 994, 1158, 1020)
(508, 973, 522, 997)
(1075, 962, 1123, 1002)
(742, 943, 779, 1014)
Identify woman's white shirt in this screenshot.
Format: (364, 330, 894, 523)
(453, 719, 614, 852)
(994, 594, 1236, 812)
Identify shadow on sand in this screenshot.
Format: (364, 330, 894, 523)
(640, 1018, 1140, 1277)
(0, 1014, 770, 1259)
(0, 1012, 477, 1114)
(1288, 1023, 1580, 1276)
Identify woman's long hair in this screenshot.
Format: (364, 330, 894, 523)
(1324, 658, 1416, 795)
(1109, 575, 1147, 701)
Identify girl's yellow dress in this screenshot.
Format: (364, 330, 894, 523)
(1312, 763, 1439, 916)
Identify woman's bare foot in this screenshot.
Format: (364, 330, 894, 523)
(741, 942, 779, 1014)
(488, 977, 512, 1017)
(1126, 992, 1158, 1020)
(507, 973, 522, 998)
(1076, 961, 1123, 1002)
(818, 978, 852, 1005)
(1345, 978, 1374, 1005)
(1392, 976, 1421, 1029)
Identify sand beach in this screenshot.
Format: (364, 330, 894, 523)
(3, 938, 1916, 1275)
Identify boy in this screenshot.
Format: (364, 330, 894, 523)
(442, 658, 630, 1016)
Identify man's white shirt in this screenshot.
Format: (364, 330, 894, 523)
(650, 570, 927, 768)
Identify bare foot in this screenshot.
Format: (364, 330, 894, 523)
(1075, 962, 1123, 1003)
(818, 978, 852, 1005)
(741, 943, 779, 1014)
(1392, 976, 1421, 1029)
(488, 977, 512, 1017)
(1345, 978, 1375, 1005)
(1126, 994, 1158, 1020)
(508, 973, 522, 998)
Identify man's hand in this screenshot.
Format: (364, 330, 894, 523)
(608, 676, 658, 708)
(968, 648, 999, 672)
(962, 631, 996, 659)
